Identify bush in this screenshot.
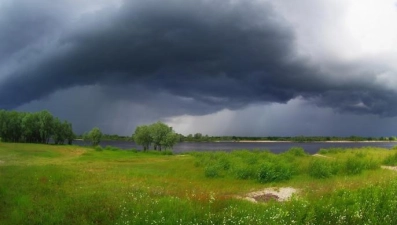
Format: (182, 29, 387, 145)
(284, 147, 307, 157)
(383, 152, 397, 166)
(344, 157, 365, 175)
(354, 151, 366, 158)
(232, 165, 255, 180)
(94, 146, 103, 151)
(257, 162, 292, 183)
(218, 158, 231, 170)
(161, 150, 173, 155)
(204, 166, 221, 178)
(128, 148, 138, 153)
(104, 145, 120, 151)
(308, 159, 335, 179)
(363, 158, 380, 170)
(318, 148, 345, 154)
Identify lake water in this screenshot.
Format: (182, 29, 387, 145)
(73, 140, 397, 154)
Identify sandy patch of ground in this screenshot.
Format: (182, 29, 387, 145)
(381, 166, 397, 171)
(0, 160, 4, 164)
(312, 154, 334, 159)
(238, 187, 298, 203)
(313, 154, 328, 158)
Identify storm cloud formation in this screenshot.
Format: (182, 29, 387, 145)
(1, 0, 397, 134)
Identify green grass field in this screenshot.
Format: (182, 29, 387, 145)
(1, 143, 397, 224)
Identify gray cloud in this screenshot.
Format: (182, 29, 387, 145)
(168, 98, 397, 137)
(2, 0, 397, 135)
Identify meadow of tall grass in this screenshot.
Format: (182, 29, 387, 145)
(191, 147, 381, 181)
(1, 143, 397, 224)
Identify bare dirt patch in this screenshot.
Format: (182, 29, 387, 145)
(381, 166, 397, 171)
(313, 154, 332, 159)
(0, 160, 4, 164)
(239, 187, 298, 203)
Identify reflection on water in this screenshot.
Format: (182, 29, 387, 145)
(73, 140, 396, 154)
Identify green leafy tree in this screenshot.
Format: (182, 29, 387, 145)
(52, 118, 65, 144)
(162, 131, 179, 150)
(52, 118, 74, 145)
(133, 125, 152, 151)
(21, 112, 40, 143)
(186, 134, 193, 142)
(7, 111, 23, 142)
(87, 127, 103, 146)
(63, 121, 75, 145)
(150, 122, 172, 151)
(133, 122, 179, 151)
(0, 109, 74, 144)
(0, 110, 4, 142)
(194, 133, 203, 141)
(38, 110, 54, 144)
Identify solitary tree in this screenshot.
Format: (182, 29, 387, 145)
(87, 127, 103, 146)
(132, 121, 178, 151)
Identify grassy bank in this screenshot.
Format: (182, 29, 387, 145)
(1, 143, 397, 224)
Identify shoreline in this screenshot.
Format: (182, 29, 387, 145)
(237, 140, 397, 143)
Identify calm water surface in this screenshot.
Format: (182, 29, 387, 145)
(73, 140, 396, 154)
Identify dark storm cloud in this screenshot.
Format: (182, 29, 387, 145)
(0, 0, 77, 60)
(1, 0, 396, 117)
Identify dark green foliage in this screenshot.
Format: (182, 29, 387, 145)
(0, 110, 74, 145)
(160, 150, 173, 155)
(53, 119, 74, 145)
(100, 134, 131, 141)
(38, 110, 54, 144)
(257, 161, 292, 183)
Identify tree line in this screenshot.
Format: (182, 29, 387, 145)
(179, 134, 397, 142)
(0, 110, 74, 144)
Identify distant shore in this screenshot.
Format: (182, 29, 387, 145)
(74, 139, 397, 143)
(237, 140, 397, 143)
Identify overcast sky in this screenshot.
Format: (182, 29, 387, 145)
(1, 0, 397, 136)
